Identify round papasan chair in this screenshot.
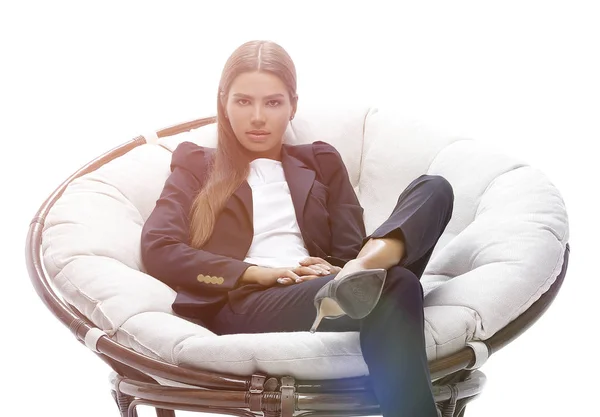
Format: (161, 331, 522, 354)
(26, 104, 570, 417)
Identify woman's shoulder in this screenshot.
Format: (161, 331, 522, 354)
(311, 140, 342, 158)
(309, 141, 345, 171)
(170, 141, 214, 178)
(286, 141, 346, 182)
(286, 140, 342, 160)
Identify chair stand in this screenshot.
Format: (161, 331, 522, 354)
(109, 369, 486, 417)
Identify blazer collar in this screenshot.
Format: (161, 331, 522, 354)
(230, 145, 316, 233)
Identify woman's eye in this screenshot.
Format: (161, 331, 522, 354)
(237, 99, 250, 105)
(266, 100, 281, 107)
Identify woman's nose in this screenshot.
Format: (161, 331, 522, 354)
(251, 105, 266, 125)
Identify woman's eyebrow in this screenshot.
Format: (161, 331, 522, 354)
(232, 93, 285, 99)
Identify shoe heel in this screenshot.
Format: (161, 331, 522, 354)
(309, 297, 345, 333)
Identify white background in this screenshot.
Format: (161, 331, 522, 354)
(1, 1, 598, 416)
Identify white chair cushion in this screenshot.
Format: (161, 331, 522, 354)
(42, 104, 569, 379)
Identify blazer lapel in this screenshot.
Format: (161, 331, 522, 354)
(224, 146, 316, 238)
(230, 180, 253, 225)
(281, 145, 315, 235)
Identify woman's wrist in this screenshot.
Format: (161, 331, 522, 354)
(241, 265, 261, 284)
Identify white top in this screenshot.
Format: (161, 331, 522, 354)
(243, 158, 310, 268)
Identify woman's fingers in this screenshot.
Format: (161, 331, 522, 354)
(294, 265, 329, 276)
(299, 256, 327, 266)
(277, 269, 300, 285)
(295, 266, 319, 275)
(275, 265, 335, 285)
(314, 264, 332, 274)
(295, 275, 320, 283)
(299, 260, 332, 273)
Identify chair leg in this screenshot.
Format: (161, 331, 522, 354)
(111, 389, 138, 417)
(156, 409, 176, 417)
(454, 396, 473, 417)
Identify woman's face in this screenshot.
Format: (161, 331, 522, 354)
(224, 71, 296, 160)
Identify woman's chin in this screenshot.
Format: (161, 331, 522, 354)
(241, 140, 280, 157)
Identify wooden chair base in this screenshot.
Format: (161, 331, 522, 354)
(110, 369, 486, 417)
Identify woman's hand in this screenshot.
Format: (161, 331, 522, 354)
(241, 256, 342, 287)
(295, 257, 342, 283)
(241, 265, 324, 286)
(241, 262, 337, 287)
(241, 266, 301, 287)
(299, 257, 342, 274)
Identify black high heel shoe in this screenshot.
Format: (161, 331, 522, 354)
(309, 268, 387, 333)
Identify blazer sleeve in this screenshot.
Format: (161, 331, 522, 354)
(140, 142, 254, 293)
(313, 141, 366, 266)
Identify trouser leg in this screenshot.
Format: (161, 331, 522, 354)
(360, 265, 437, 417)
(365, 174, 454, 278)
(357, 174, 453, 416)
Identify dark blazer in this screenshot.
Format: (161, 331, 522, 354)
(140, 140, 366, 319)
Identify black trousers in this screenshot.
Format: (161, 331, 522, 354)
(211, 175, 454, 417)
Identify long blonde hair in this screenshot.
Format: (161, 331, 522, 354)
(189, 40, 298, 248)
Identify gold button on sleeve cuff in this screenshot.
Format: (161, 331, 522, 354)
(196, 274, 225, 285)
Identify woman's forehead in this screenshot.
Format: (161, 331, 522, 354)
(228, 72, 288, 97)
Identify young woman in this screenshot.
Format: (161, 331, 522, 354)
(141, 40, 453, 417)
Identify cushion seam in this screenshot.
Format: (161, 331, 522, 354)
(475, 164, 528, 218)
(508, 243, 565, 325)
(425, 138, 473, 174)
(58, 262, 117, 335)
(117, 327, 170, 363)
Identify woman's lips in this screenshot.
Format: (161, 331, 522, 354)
(246, 132, 271, 142)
